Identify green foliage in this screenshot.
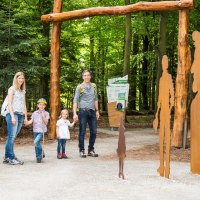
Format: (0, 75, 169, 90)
(0, 0, 200, 111)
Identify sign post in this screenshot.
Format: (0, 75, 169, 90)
(107, 75, 129, 128)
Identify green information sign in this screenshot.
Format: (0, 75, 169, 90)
(118, 93, 126, 100)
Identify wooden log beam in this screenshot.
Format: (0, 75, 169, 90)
(41, 0, 194, 23)
(49, 0, 63, 139)
(172, 9, 190, 147)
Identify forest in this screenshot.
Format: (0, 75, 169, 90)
(0, 0, 200, 112)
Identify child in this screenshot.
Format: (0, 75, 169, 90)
(56, 109, 75, 159)
(26, 98, 49, 163)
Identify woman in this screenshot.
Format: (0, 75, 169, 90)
(3, 72, 27, 165)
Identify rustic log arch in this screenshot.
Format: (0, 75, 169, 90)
(41, 0, 194, 140)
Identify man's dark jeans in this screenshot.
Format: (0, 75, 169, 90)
(78, 109, 97, 152)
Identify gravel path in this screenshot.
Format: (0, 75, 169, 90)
(0, 128, 200, 200)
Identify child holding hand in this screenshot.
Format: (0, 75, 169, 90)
(56, 109, 75, 159)
(26, 98, 49, 163)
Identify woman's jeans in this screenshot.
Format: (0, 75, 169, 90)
(78, 109, 97, 152)
(5, 113, 24, 160)
(57, 139, 67, 154)
(34, 132, 43, 160)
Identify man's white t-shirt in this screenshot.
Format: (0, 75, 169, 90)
(56, 119, 70, 139)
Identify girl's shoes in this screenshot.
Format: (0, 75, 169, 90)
(57, 153, 68, 159)
(57, 153, 62, 159)
(62, 153, 68, 159)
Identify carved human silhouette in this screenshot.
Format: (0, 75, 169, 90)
(153, 55, 174, 178)
(190, 31, 200, 174)
(117, 117, 126, 179)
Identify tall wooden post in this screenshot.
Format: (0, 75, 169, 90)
(49, 0, 63, 139)
(172, 7, 190, 147)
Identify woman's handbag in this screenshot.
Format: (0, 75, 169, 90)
(1, 96, 8, 117)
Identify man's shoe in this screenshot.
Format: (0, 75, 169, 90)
(14, 157, 24, 165)
(88, 150, 98, 157)
(36, 159, 41, 163)
(62, 153, 68, 159)
(3, 158, 11, 164)
(7, 159, 21, 165)
(57, 153, 62, 159)
(80, 150, 87, 158)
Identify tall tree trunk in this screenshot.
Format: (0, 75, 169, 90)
(123, 0, 132, 76)
(129, 33, 139, 110)
(151, 59, 157, 110)
(169, 46, 175, 75)
(89, 34, 96, 81)
(39, 75, 49, 99)
(38, 0, 52, 105)
(156, 11, 167, 103)
(123, 0, 132, 122)
(101, 46, 107, 111)
(139, 90, 142, 111)
(141, 35, 149, 110)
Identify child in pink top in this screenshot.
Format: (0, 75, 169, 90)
(56, 109, 75, 159)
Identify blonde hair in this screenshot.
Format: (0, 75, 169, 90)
(12, 72, 26, 90)
(59, 109, 69, 119)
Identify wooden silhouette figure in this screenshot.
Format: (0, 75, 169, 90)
(190, 31, 200, 174)
(153, 55, 174, 178)
(117, 117, 126, 179)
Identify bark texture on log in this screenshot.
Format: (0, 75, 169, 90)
(49, 0, 63, 139)
(172, 9, 190, 147)
(41, 0, 194, 23)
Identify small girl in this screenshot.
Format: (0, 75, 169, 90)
(56, 109, 75, 159)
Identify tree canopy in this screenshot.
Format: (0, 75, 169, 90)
(0, 0, 199, 112)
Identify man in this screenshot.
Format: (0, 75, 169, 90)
(73, 70, 100, 158)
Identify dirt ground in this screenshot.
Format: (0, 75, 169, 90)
(0, 129, 190, 163)
(0, 114, 190, 163)
(0, 129, 115, 146)
(103, 143, 190, 163)
(11, 137, 190, 163)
